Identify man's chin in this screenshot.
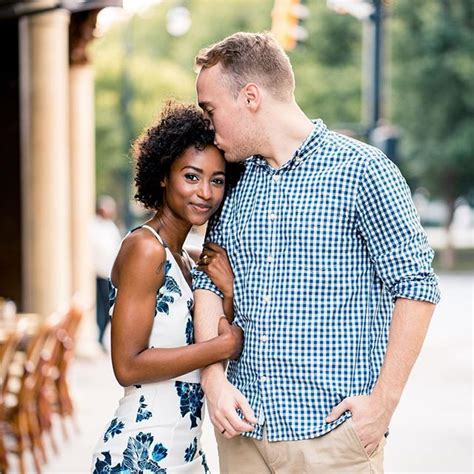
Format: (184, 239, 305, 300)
(224, 151, 247, 163)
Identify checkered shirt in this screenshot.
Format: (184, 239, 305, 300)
(192, 119, 440, 442)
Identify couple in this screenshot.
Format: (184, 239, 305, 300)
(92, 32, 439, 473)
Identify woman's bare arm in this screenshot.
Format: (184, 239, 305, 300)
(110, 232, 240, 387)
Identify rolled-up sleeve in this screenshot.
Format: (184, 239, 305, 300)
(356, 152, 440, 304)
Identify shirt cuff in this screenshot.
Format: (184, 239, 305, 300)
(191, 268, 224, 298)
(390, 273, 440, 304)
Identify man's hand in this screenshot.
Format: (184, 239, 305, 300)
(204, 376, 257, 439)
(326, 393, 392, 456)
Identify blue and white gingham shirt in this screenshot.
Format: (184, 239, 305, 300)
(193, 119, 440, 442)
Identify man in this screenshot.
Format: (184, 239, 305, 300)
(193, 32, 439, 473)
(91, 194, 122, 349)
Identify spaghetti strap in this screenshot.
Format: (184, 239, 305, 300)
(182, 248, 196, 267)
(141, 224, 165, 246)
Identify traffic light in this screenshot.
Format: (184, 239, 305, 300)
(271, 0, 309, 51)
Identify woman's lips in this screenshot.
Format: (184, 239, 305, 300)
(190, 203, 212, 213)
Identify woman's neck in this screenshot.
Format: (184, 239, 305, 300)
(146, 211, 191, 255)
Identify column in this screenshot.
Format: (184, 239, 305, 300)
(19, 9, 72, 317)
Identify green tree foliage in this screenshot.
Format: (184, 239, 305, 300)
(390, 0, 474, 212)
(291, 1, 361, 126)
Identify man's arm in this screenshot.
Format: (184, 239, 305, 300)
(328, 152, 440, 455)
(194, 289, 256, 438)
(327, 297, 435, 454)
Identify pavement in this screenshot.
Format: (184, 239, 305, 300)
(8, 272, 473, 473)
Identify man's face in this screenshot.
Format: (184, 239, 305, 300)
(196, 65, 255, 163)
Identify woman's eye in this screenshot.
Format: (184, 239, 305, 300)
(212, 178, 225, 186)
(185, 174, 199, 181)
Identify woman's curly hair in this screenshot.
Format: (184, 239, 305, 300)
(133, 101, 213, 210)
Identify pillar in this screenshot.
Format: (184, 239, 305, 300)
(19, 9, 72, 317)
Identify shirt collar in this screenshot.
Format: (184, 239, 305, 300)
(247, 119, 327, 172)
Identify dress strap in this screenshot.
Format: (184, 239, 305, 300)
(182, 248, 195, 267)
(141, 225, 165, 246)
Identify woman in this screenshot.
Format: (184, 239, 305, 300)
(92, 102, 239, 473)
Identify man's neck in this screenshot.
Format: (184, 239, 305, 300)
(258, 103, 315, 169)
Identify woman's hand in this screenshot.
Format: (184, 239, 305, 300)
(197, 243, 234, 297)
(217, 317, 243, 360)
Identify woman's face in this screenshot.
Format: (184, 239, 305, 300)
(162, 145, 226, 226)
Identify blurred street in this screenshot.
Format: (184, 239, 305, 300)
(20, 272, 472, 473)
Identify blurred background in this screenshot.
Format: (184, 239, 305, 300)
(0, 0, 472, 472)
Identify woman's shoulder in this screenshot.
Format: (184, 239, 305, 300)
(115, 228, 167, 274)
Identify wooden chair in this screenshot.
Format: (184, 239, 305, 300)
(38, 305, 83, 441)
(2, 321, 54, 473)
(0, 326, 24, 473)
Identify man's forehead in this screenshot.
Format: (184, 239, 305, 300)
(196, 68, 220, 102)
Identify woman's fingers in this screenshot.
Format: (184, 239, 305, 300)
(204, 242, 225, 253)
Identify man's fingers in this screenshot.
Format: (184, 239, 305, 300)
(224, 407, 255, 433)
(218, 417, 239, 438)
(236, 393, 257, 425)
(326, 399, 350, 422)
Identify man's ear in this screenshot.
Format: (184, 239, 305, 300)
(242, 83, 261, 110)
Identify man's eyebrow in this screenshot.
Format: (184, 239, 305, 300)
(198, 101, 212, 109)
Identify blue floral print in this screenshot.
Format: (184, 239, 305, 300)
(103, 418, 125, 443)
(185, 317, 194, 345)
(184, 437, 197, 462)
(93, 451, 124, 473)
(93, 432, 168, 473)
(136, 395, 152, 422)
(164, 275, 182, 296)
(151, 443, 168, 463)
(175, 382, 204, 429)
(121, 432, 167, 473)
(200, 449, 210, 473)
(156, 294, 174, 315)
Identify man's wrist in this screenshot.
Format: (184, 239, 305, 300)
(372, 384, 400, 413)
(201, 363, 226, 393)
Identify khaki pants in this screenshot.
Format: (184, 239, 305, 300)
(215, 419, 386, 474)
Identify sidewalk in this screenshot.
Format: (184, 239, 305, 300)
(28, 272, 473, 473)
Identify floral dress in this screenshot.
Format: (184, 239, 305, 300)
(92, 225, 210, 473)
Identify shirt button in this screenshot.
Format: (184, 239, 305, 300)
(260, 375, 268, 383)
(262, 295, 270, 304)
(260, 335, 268, 343)
(273, 175, 280, 182)
(267, 255, 274, 263)
(269, 212, 277, 220)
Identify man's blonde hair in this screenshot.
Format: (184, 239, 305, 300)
(195, 31, 295, 102)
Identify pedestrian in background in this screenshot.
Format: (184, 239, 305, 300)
(92, 194, 122, 350)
